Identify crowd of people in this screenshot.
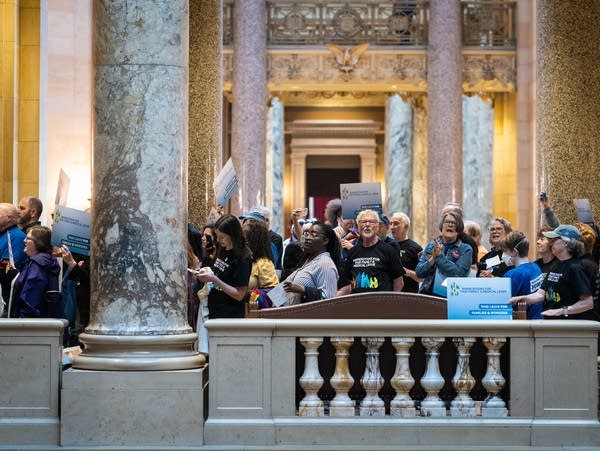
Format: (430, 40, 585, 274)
(2, 192, 599, 350)
(186, 195, 600, 329)
(0, 197, 89, 346)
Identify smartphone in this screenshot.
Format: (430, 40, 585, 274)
(539, 192, 547, 202)
(187, 268, 200, 274)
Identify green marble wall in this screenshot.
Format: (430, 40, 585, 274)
(189, 0, 222, 227)
(537, 1, 600, 224)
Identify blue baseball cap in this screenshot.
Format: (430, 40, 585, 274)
(542, 224, 581, 241)
(239, 210, 265, 222)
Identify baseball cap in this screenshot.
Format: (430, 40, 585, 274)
(542, 224, 581, 241)
(239, 210, 266, 222)
(379, 214, 390, 226)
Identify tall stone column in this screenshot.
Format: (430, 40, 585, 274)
(73, 1, 202, 370)
(537, 0, 600, 223)
(427, 0, 462, 236)
(463, 94, 493, 237)
(231, 0, 268, 213)
(385, 94, 413, 217)
(189, 0, 222, 226)
(266, 96, 285, 236)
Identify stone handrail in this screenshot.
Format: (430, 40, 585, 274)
(204, 318, 600, 449)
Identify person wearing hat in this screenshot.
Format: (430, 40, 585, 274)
(377, 214, 398, 249)
(239, 210, 266, 223)
(509, 224, 598, 320)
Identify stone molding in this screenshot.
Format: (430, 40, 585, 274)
(224, 49, 516, 95)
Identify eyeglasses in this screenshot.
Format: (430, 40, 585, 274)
(303, 230, 324, 239)
(489, 227, 505, 232)
(443, 220, 457, 225)
(358, 219, 378, 225)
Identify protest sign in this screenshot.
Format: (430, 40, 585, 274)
(340, 182, 382, 219)
(51, 205, 91, 256)
(446, 277, 512, 320)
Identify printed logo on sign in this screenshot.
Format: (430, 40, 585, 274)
(449, 281, 460, 297)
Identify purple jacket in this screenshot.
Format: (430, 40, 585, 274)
(10, 252, 61, 318)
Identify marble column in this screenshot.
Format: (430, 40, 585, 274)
(73, 0, 203, 370)
(427, 0, 463, 236)
(463, 94, 493, 237)
(266, 96, 284, 237)
(189, 0, 222, 226)
(385, 94, 413, 217)
(412, 98, 428, 246)
(537, 0, 600, 223)
(231, 0, 268, 213)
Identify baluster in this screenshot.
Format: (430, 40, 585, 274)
(359, 337, 385, 416)
(329, 337, 355, 416)
(420, 337, 446, 417)
(450, 337, 477, 416)
(298, 337, 324, 416)
(390, 337, 416, 417)
(481, 337, 508, 417)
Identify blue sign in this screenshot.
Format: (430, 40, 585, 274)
(340, 182, 383, 220)
(51, 205, 91, 256)
(446, 277, 512, 320)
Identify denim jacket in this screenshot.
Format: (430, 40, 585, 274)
(416, 239, 472, 294)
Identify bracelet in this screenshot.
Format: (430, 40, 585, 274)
(562, 306, 569, 317)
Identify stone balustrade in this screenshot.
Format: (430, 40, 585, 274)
(205, 318, 600, 449)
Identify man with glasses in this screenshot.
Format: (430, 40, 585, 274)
(337, 209, 405, 295)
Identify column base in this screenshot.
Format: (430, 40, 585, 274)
(73, 332, 205, 370)
(61, 368, 206, 447)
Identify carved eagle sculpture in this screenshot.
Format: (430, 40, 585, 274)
(326, 43, 370, 74)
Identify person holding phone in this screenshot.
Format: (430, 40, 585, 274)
(194, 214, 251, 319)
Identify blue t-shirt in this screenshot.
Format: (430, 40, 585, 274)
(0, 226, 27, 269)
(504, 262, 544, 319)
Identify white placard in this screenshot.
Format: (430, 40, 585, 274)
(213, 158, 239, 206)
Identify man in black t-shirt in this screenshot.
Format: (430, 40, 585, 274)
(337, 210, 405, 295)
(390, 212, 422, 293)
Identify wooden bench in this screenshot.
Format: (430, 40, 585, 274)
(248, 290, 525, 319)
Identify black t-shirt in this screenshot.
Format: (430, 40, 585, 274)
(535, 256, 559, 276)
(541, 257, 598, 320)
(396, 238, 423, 293)
(340, 239, 405, 293)
(207, 250, 252, 319)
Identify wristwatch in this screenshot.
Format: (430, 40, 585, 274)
(562, 306, 569, 317)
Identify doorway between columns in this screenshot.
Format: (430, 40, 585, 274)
(306, 155, 360, 221)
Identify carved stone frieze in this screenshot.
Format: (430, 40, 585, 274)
(463, 54, 515, 92)
(223, 50, 516, 98)
(265, 51, 428, 89)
